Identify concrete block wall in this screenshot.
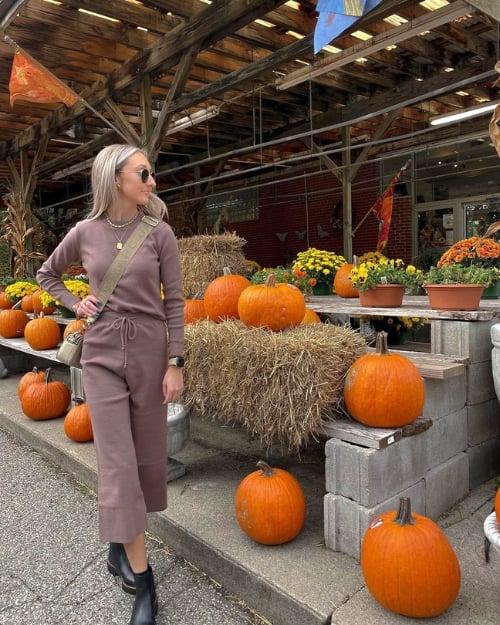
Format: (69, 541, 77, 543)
(324, 318, 500, 560)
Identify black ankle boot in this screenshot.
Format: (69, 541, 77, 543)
(107, 543, 136, 595)
(129, 565, 158, 625)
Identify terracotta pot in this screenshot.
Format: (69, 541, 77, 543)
(424, 284, 485, 311)
(358, 284, 405, 308)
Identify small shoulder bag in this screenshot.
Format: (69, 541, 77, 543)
(56, 215, 159, 368)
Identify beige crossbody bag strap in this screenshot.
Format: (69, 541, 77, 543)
(96, 214, 159, 308)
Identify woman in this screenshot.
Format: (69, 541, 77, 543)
(37, 144, 184, 625)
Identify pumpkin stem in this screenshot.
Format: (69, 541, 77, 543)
(264, 273, 277, 288)
(43, 367, 53, 384)
(375, 331, 389, 355)
(222, 266, 232, 275)
(393, 497, 415, 526)
(256, 460, 275, 476)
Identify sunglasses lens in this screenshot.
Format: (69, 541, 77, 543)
(141, 169, 150, 183)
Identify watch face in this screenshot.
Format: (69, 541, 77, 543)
(170, 357, 184, 367)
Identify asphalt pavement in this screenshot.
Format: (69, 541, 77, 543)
(0, 428, 268, 625)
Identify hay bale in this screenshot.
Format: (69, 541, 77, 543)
(184, 321, 367, 452)
(178, 233, 248, 298)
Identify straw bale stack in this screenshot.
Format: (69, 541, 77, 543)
(178, 233, 248, 298)
(183, 320, 367, 452)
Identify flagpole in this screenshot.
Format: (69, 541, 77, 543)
(351, 159, 410, 236)
(4, 35, 130, 143)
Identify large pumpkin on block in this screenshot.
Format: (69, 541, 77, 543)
(343, 331, 424, 427)
(235, 460, 306, 545)
(21, 368, 71, 420)
(64, 399, 93, 442)
(495, 488, 500, 524)
(361, 497, 461, 618)
(204, 268, 250, 322)
(24, 314, 61, 350)
(238, 273, 306, 332)
(0, 308, 29, 337)
(334, 263, 359, 298)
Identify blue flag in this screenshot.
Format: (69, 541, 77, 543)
(314, 0, 382, 54)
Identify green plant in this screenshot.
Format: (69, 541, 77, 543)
(423, 263, 496, 286)
(349, 258, 423, 292)
(291, 248, 346, 289)
(251, 266, 313, 294)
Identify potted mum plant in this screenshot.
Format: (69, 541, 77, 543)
(292, 248, 346, 295)
(436, 231, 500, 299)
(422, 263, 497, 311)
(349, 256, 423, 307)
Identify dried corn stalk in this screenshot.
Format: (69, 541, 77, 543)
(1, 187, 45, 277)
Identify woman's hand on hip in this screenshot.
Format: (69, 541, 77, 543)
(162, 366, 184, 405)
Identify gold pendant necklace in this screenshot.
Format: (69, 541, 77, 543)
(106, 211, 140, 250)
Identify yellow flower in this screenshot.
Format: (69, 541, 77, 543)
(5, 281, 39, 303)
(292, 248, 346, 288)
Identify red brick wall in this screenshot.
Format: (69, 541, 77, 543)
(234, 164, 414, 267)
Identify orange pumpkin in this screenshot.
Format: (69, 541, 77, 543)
(24, 314, 61, 350)
(17, 366, 45, 400)
(333, 263, 359, 298)
(238, 273, 306, 332)
(63, 318, 87, 339)
(21, 368, 71, 420)
(0, 308, 29, 337)
(343, 331, 425, 427)
(31, 289, 56, 315)
(184, 298, 208, 324)
(20, 294, 34, 313)
(495, 488, 500, 524)
(361, 497, 461, 618)
(302, 307, 321, 324)
(204, 268, 250, 322)
(64, 399, 93, 442)
(235, 460, 306, 545)
(0, 291, 14, 309)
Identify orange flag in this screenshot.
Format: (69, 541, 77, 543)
(371, 163, 408, 252)
(9, 48, 79, 108)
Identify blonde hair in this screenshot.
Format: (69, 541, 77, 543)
(86, 144, 168, 221)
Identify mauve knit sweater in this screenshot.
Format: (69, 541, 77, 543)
(36, 214, 184, 358)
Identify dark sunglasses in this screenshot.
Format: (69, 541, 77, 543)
(118, 168, 155, 183)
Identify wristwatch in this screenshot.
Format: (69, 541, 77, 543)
(168, 356, 185, 368)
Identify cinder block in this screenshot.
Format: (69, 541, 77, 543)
(432, 319, 496, 362)
(325, 433, 429, 507)
(468, 437, 500, 488)
(425, 453, 469, 519)
(428, 408, 467, 467)
(467, 399, 500, 446)
(422, 374, 466, 418)
(324, 482, 425, 560)
(468, 361, 496, 404)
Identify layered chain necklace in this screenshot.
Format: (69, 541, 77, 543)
(106, 211, 140, 249)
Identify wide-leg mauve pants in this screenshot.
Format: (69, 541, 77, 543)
(81, 310, 168, 544)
